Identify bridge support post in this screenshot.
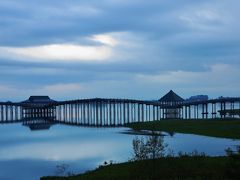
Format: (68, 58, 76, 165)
(5, 105, 8, 121)
(202, 104, 204, 119)
(113, 101, 116, 126)
(0, 105, 2, 121)
(196, 105, 199, 119)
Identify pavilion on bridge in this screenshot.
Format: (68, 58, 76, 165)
(21, 96, 56, 119)
(159, 90, 184, 119)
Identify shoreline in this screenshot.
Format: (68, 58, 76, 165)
(126, 118, 240, 139)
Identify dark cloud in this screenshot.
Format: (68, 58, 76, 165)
(0, 0, 204, 46)
(0, 0, 239, 99)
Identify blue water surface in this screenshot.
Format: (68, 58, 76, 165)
(0, 123, 239, 180)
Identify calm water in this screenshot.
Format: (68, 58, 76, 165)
(0, 122, 239, 180)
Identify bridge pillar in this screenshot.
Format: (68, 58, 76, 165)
(113, 101, 116, 126)
(133, 103, 136, 123)
(127, 103, 130, 124)
(87, 101, 90, 125)
(153, 106, 156, 120)
(141, 104, 144, 122)
(5, 105, 8, 121)
(231, 101, 234, 118)
(196, 105, 199, 119)
(0, 105, 3, 121)
(206, 103, 208, 119)
(211, 103, 216, 119)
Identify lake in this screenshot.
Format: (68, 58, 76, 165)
(0, 122, 239, 180)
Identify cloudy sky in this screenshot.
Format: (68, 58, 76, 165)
(0, 0, 239, 101)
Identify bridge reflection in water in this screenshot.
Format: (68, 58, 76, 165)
(22, 118, 56, 131)
(0, 91, 240, 127)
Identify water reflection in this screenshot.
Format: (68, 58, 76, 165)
(0, 120, 239, 180)
(22, 118, 56, 131)
(167, 131, 175, 137)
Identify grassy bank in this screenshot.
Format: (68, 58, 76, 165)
(41, 156, 240, 180)
(127, 119, 240, 139)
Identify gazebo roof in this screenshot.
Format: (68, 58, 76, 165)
(29, 96, 52, 102)
(159, 90, 184, 102)
(21, 96, 56, 106)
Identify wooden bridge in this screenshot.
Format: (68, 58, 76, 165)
(0, 91, 240, 127)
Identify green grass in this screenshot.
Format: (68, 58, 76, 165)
(127, 119, 240, 139)
(41, 156, 240, 180)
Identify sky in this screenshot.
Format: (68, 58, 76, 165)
(0, 0, 239, 101)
